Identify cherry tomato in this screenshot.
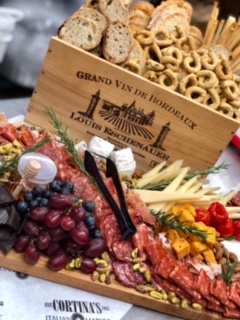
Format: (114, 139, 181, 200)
(208, 202, 228, 225)
(215, 218, 234, 238)
(233, 221, 240, 241)
(195, 208, 211, 226)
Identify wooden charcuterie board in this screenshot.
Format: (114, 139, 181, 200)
(0, 250, 233, 320)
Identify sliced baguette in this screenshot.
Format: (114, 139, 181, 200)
(58, 16, 102, 51)
(76, 7, 107, 33)
(103, 21, 133, 64)
(98, 0, 129, 24)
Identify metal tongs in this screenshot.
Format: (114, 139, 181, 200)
(84, 150, 137, 241)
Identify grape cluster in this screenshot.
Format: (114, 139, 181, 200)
(14, 181, 106, 273)
(15, 180, 75, 215)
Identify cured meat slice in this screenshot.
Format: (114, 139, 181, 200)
(124, 262, 146, 285)
(0, 124, 17, 142)
(224, 307, 240, 319)
(145, 239, 170, 266)
(192, 269, 220, 305)
(169, 264, 207, 306)
(228, 282, 240, 307)
(126, 192, 156, 226)
(155, 256, 176, 279)
(18, 129, 35, 146)
(161, 279, 192, 302)
(112, 238, 133, 262)
(210, 277, 237, 310)
(111, 260, 136, 288)
(132, 224, 154, 261)
(207, 302, 224, 314)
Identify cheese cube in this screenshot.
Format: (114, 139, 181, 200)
(166, 229, 180, 243)
(179, 204, 196, 217)
(172, 238, 190, 260)
(206, 226, 216, 246)
(179, 209, 195, 223)
(190, 221, 208, 242)
(189, 241, 208, 256)
(202, 248, 217, 265)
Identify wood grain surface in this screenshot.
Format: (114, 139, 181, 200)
(0, 250, 234, 320)
(26, 37, 239, 173)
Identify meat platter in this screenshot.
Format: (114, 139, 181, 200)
(1, 109, 240, 320)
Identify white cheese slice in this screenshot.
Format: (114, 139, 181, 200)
(111, 148, 136, 176)
(89, 136, 115, 158)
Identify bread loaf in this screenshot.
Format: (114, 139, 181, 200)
(76, 7, 107, 33)
(98, 0, 129, 24)
(58, 16, 102, 51)
(103, 21, 133, 63)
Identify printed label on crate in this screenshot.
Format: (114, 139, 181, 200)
(27, 37, 239, 171)
(0, 268, 131, 320)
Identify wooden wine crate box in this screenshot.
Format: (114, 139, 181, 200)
(26, 37, 240, 172)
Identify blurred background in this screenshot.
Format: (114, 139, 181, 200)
(0, 0, 239, 100)
(0, 0, 81, 99)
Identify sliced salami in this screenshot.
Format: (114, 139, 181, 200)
(112, 260, 136, 288)
(154, 256, 176, 279)
(224, 307, 240, 319)
(192, 269, 220, 305)
(210, 277, 237, 310)
(112, 238, 133, 262)
(228, 282, 240, 307)
(124, 262, 146, 285)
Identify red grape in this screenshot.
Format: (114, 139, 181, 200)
(84, 238, 106, 258)
(63, 239, 82, 255)
(70, 221, 89, 246)
(45, 210, 63, 228)
(23, 220, 40, 236)
(60, 215, 76, 231)
(24, 244, 40, 265)
(14, 235, 31, 253)
(49, 226, 67, 242)
(48, 194, 77, 210)
(80, 256, 96, 274)
(44, 242, 61, 257)
(30, 207, 49, 222)
(36, 231, 52, 250)
(70, 206, 86, 223)
(48, 251, 70, 271)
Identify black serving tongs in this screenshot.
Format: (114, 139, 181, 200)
(84, 150, 137, 241)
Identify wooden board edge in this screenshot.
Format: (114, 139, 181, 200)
(0, 250, 228, 320)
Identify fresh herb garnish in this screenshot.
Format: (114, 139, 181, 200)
(151, 210, 208, 243)
(221, 254, 238, 286)
(45, 107, 97, 187)
(139, 163, 230, 190)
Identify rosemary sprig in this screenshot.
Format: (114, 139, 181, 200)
(221, 254, 238, 286)
(140, 162, 230, 190)
(151, 210, 208, 243)
(44, 107, 97, 187)
(0, 136, 51, 176)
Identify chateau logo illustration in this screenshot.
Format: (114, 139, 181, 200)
(78, 90, 171, 150)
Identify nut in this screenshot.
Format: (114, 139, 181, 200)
(149, 290, 163, 299)
(215, 247, 224, 260)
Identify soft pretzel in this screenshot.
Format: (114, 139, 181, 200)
(135, 30, 154, 46)
(144, 42, 162, 61)
(162, 47, 183, 65)
(218, 100, 234, 117)
(169, 25, 187, 42)
(203, 88, 220, 110)
(221, 80, 239, 100)
(124, 60, 142, 75)
(201, 51, 219, 71)
(154, 27, 173, 47)
(184, 86, 206, 104)
(183, 51, 201, 74)
(161, 56, 180, 72)
(179, 73, 198, 94)
(158, 69, 179, 91)
(175, 36, 196, 53)
(197, 70, 218, 89)
(215, 59, 233, 81)
(144, 70, 158, 83)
